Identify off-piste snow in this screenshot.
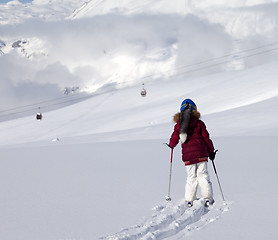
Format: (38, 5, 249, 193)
(100, 199, 230, 240)
(1, 0, 278, 240)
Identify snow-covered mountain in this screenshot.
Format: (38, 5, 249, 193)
(0, 1, 278, 240)
(1, 0, 278, 114)
(69, 0, 278, 39)
(0, 0, 84, 24)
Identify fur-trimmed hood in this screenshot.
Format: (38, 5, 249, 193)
(173, 110, 201, 123)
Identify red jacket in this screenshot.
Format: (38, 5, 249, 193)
(169, 115, 214, 165)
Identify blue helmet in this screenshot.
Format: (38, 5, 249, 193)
(180, 99, 197, 112)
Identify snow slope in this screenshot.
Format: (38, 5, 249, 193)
(100, 199, 229, 240)
(0, 0, 278, 240)
(0, 58, 278, 145)
(1, 129, 277, 240)
(0, 60, 278, 239)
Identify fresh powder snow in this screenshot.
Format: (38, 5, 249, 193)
(0, 0, 278, 240)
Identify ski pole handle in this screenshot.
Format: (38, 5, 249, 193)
(164, 143, 173, 149)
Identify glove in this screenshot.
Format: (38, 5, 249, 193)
(209, 152, 216, 161)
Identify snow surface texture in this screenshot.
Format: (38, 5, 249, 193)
(100, 199, 230, 240)
(0, 0, 278, 240)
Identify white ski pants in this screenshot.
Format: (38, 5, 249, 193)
(185, 162, 213, 202)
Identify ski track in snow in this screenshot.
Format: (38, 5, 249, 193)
(100, 199, 230, 240)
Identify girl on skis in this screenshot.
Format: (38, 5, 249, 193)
(168, 99, 216, 207)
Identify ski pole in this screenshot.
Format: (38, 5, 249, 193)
(211, 150, 225, 202)
(165, 147, 174, 201)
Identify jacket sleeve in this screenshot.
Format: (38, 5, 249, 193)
(200, 121, 214, 153)
(169, 122, 180, 148)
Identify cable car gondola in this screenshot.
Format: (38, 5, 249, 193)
(141, 83, 147, 97)
(36, 112, 42, 121)
(36, 107, 42, 121)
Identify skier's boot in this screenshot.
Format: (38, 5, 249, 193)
(205, 199, 215, 207)
(186, 201, 193, 208)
